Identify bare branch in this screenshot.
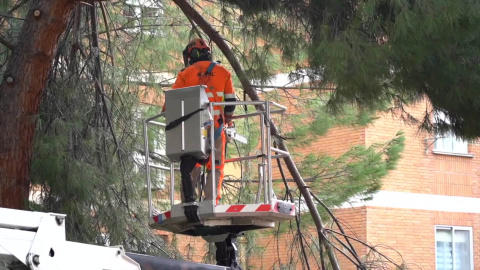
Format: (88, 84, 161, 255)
(169, 2, 342, 269)
(89, 2, 119, 153)
(0, 35, 14, 50)
(325, 229, 405, 269)
(186, 15, 203, 39)
(99, 2, 114, 65)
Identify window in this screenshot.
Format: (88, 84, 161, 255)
(433, 111, 468, 155)
(434, 132, 468, 154)
(122, 0, 164, 36)
(436, 226, 473, 270)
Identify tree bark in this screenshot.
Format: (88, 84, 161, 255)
(0, 0, 75, 209)
(171, 1, 341, 269)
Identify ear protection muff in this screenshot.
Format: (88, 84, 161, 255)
(183, 39, 211, 67)
(182, 46, 189, 67)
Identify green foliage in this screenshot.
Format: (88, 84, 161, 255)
(275, 92, 378, 147)
(0, 0, 30, 78)
(298, 132, 405, 207)
(217, 0, 480, 140)
(1, 0, 409, 267)
(30, 76, 177, 256)
(22, 2, 186, 258)
(270, 117, 404, 215)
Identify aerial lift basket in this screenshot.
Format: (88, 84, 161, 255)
(143, 85, 296, 239)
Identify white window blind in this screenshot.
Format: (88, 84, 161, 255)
(433, 112, 468, 154)
(436, 226, 473, 270)
(434, 132, 468, 154)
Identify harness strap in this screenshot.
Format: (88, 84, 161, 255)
(206, 61, 217, 75)
(214, 123, 224, 141)
(191, 61, 224, 140)
(165, 108, 205, 131)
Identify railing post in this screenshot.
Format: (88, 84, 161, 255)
(266, 101, 273, 204)
(181, 101, 185, 151)
(209, 102, 216, 206)
(170, 162, 175, 206)
(144, 120, 153, 218)
(255, 164, 263, 204)
(260, 113, 267, 203)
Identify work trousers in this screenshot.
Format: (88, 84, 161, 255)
(181, 130, 226, 204)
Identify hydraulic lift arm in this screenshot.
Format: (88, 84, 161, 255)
(0, 207, 226, 270)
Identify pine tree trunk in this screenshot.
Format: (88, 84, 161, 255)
(0, 0, 75, 209)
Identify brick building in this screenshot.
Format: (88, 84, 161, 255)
(106, 1, 479, 267)
(151, 87, 479, 269)
(225, 92, 479, 269)
(327, 100, 480, 270)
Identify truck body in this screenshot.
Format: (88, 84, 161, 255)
(0, 207, 226, 270)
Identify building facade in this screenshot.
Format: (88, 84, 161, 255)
(154, 89, 479, 269)
(329, 101, 480, 270)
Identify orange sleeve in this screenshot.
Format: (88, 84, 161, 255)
(224, 71, 236, 116)
(172, 70, 186, 89)
(224, 72, 235, 96)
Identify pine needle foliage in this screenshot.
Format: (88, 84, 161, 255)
(23, 2, 188, 258)
(0, 0, 408, 267)
(260, 89, 405, 207)
(222, 89, 404, 267)
(217, 0, 480, 140)
(300, 134, 405, 207)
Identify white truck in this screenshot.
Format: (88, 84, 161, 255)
(0, 207, 226, 270)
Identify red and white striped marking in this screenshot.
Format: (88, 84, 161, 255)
(215, 203, 274, 213)
(153, 202, 295, 224)
(153, 211, 171, 223)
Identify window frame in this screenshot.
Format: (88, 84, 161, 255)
(433, 133, 470, 156)
(435, 225, 474, 270)
(122, 0, 164, 36)
(432, 111, 471, 156)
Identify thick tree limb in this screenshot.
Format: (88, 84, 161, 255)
(170, 1, 341, 269)
(0, 35, 14, 50)
(276, 153, 311, 270)
(0, 0, 76, 209)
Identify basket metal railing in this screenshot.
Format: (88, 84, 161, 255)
(143, 100, 288, 218)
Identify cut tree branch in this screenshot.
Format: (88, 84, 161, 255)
(89, 1, 119, 154)
(170, 1, 341, 269)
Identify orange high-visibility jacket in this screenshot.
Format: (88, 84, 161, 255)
(164, 61, 236, 120)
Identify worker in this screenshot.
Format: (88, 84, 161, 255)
(163, 38, 236, 204)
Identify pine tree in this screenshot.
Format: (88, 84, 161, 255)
(0, 0, 408, 268)
(0, 0, 76, 209)
(215, 0, 480, 140)
(27, 1, 200, 256)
